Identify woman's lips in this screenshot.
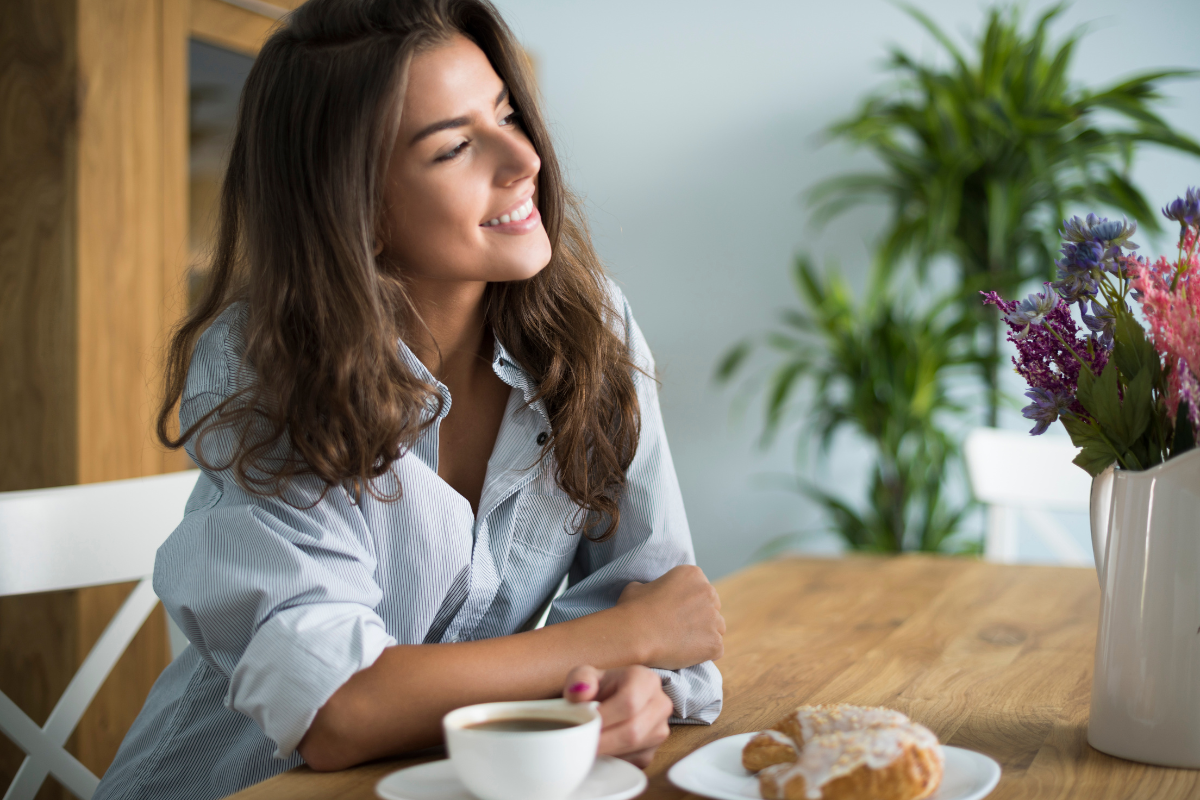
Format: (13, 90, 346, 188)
(479, 202, 541, 234)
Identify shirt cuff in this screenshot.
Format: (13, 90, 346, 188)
(653, 661, 723, 725)
(226, 602, 396, 758)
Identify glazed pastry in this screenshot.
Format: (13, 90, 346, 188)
(772, 704, 911, 749)
(757, 724, 944, 800)
(742, 729, 800, 772)
(742, 704, 912, 772)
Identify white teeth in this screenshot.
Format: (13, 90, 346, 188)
(483, 198, 534, 226)
(511, 198, 533, 221)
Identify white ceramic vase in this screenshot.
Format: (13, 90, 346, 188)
(1088, 448, 1200, 767)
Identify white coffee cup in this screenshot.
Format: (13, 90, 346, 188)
(442, 698, 601, 800)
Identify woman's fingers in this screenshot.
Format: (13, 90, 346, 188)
(568, 665, 674, 763)
(563, 664, 603, 703)
(615, 745, 660, 769)
(598, 709, 671, 761)
(595, 668, 673, 760)
(594, 665, 659, 728)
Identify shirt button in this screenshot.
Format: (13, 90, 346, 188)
(536, 432, 549, 446)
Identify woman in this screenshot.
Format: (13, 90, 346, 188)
(95, 1, 723, 797)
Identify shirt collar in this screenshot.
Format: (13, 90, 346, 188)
(491, 336, 550, 425)
(395, 333, 548, 424)
(396, 338, 453, 421)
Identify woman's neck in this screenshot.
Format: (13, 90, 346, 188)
(405, 279, 491, 384)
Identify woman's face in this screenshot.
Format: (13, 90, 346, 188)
(379, 34, 552, 285)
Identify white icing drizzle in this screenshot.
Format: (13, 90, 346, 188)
(788, 704, 911, 745)
(759, 729, 799, 749)
(759, 762, 794, 797)
(769, 723, 940, 800)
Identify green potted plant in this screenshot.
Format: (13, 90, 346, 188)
(718, 258, 981, 553)
(809, 3, 1200, 426)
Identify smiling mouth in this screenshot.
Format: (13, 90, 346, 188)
(481, 196, 535, 227)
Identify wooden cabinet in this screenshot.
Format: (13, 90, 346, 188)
(0, 1, 285, 795)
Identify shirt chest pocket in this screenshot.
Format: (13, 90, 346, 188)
(511, 490, 584, 557)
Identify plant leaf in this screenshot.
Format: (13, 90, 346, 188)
(1173, 401, 1196, 457)
(1061, 414, 1119, 476)
(714, 340, 752, 383)
(1075, 359, 1128, 449)
(1112, 311, 1161, 386)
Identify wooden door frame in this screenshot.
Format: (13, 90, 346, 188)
(0, 1, 283, 795)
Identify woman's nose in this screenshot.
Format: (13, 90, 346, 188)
(493, 130, 540, 185)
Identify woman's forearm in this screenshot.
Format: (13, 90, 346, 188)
(298, 602, 650, 770)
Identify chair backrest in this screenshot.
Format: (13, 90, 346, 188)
(0, 470, 199, 800)
(964, 428, 1093, 565)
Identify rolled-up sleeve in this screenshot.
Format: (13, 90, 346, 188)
(156, 313, 396, 758)
(544, 284, 723, 724)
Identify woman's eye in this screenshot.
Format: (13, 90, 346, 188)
(436, 141, 469, 162)
(501, 109, 521, 127)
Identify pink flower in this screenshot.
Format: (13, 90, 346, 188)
(1127, 243, 1200, 422)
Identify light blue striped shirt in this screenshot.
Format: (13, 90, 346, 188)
(95, 283, 722, 800)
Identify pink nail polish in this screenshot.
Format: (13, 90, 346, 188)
(569, 682, 589, 693)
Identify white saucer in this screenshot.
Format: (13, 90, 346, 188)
(375, 756, 647, 800)
(667, 732, 1001, 800)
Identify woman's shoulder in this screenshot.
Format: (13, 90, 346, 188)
(181, 303, 253, 424)
(599, 276, 654, 374)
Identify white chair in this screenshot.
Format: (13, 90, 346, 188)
(0, 470, 200, 800)
(964, 428, 1093, 565)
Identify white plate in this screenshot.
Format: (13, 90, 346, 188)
(667, 732, 1001, 800)
(376, 755, 647, 800)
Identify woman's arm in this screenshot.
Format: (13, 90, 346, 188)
(298, 563, 722, 771)
(541, 284, 726, 725)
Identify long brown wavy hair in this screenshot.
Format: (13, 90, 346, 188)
(158, 0, 641, 539)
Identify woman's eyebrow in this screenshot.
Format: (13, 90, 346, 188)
(409, 86, 510, 146)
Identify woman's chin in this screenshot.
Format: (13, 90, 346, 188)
(489, 242, 553, 282)
(491, 259, 551, 283)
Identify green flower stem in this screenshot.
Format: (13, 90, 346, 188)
(1042, 319, 1096, 379)
(1172, 238, 1186, 294)
(1122, 442, 1146, 471)
(1170, 227, 1198, 298)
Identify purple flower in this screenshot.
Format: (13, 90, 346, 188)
(1080, 300, 1115, 350)
(1060, 214, 1106, 243)
(1061, 214, 1138, 246)
(1162, 187, 1200, 227)
(1090, 218, 1139, 252)
(1052, 241, 1104, 302)
(1059, 215, 1138, 267)
(1005, 286, 1060, 339)
(983, 289, 1108, 420)
(1179, 358, 1200, 433)
(1022, 387, 1073, 435)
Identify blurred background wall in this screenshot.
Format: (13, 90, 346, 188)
(491, 0, 1200, 579)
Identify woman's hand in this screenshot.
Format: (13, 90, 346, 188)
(563, 665, 674, 768)
(616, 564, 725, 670)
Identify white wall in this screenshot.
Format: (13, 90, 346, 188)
(492, 0, 1200, 578)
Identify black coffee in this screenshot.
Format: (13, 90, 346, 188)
(464, 718, 579, 732)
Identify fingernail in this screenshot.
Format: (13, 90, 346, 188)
(569, 682, 590, 693)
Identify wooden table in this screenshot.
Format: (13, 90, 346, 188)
(226, 555, 1200, 799)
